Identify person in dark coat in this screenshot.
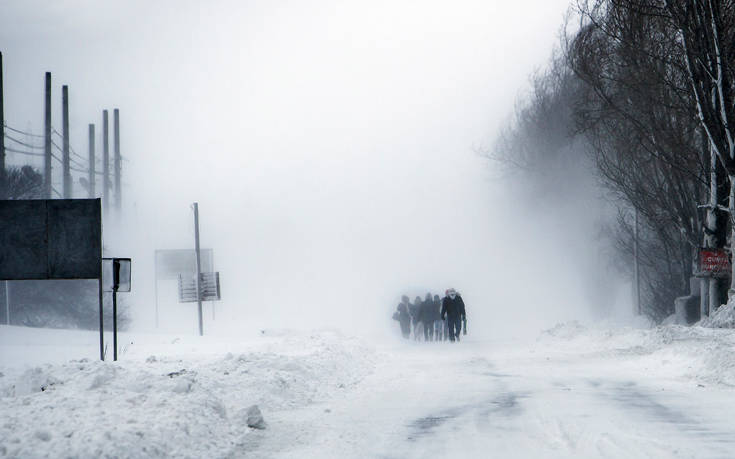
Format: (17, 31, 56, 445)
(441, 288, 466, 342)
(393, 295, 412, 339)
(433, 294, 444, 341)
(411, 296, 423, 340)
(419, 292, 435, 341)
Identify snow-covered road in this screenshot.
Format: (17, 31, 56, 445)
(3, 323, 735, 458)
(260, 330, 735, 459)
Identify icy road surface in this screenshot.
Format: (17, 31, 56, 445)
(3, 323, 735, 458)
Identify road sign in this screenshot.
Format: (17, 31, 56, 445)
(178, 272, 221, 303)
(697, 248, 731, 278)
(102, 258, 131, 292)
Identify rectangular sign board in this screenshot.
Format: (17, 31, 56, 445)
(697, 248, 731, 278)
(155, 249, 213, 280)
(0, 199, 101, 280)
(178, 272, 221, 302)
(102, 258, 132, 292)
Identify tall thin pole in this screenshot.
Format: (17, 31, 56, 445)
(98, 198, 104, 361)
(62, 85, 71, 198)
(44, 72, 52, 199)
(193, 202, 204, 336)
(112, 259, 119, 361)
(88, 124, 95, 198)
(4, 281, 9, 326)
(102, 110, 109, 210)
(0, 51, 6, 198)
(113, 109, 121, 211)
(634, 208, 641, 315)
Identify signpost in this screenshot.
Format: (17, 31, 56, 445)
(178, 272, 221, 303)
(103, 258, 131, 361)
(153, 248, 213, 327)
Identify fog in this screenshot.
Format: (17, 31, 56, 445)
(0, 0, 632, 340)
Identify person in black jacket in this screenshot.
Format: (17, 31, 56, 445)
(410, 296, 423, 340)
(441, 288, 466, 342)
(419, 292, 436, 341)
(393, 295, 412, 339)
(433, 294, 444, 341)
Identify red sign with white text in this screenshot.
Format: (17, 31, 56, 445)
(699, 248, 731, 277)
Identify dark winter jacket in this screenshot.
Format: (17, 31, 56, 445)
(396, 303, 411, 324)
(441, 295, 466, 320)
(408, 302, 420, 323)
(420, 299, 440, 323)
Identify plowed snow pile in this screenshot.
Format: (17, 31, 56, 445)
(0, 327, 376, 458)
(538, 321, 735, 387)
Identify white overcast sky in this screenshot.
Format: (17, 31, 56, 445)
(0, 1, 614, 338)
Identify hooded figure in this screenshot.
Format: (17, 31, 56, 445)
(394, 295, 412, 339)
(419, 292, 437, 341)
(441, 288, 466, 342)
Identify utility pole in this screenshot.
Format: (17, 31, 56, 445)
(62, 85, 71, 198)
(634, 208, 641, 315)
(44, 72, 52, 199)
(193, 202, 204, 336)
(4, 281, 9, 326)
(0, 51, 6, 199)
(88, 124, 95, 198)
(102, 110, 109, 210)
(114, 108, 121, 211)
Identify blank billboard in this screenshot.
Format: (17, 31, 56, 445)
(0, 199, 102, 280)
(155, 249, 213, 280)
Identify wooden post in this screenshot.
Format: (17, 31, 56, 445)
(103, 110, 109, 210)
(62, 85, 71, 198)
(88, 124, 95, 198)
(0, 51, 6, 198)
(114, 108, 121, 211)
(44, 72, 52, 199)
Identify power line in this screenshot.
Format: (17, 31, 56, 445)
(51, 127, 87, 162)
(2, 122, 44, 138)
(51, 140, 86, 168)
(4, 133, 44, 150)
(4, 146, 45, 157)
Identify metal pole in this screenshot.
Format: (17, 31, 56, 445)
(193, 202, 203, 336)
(112, 259, 119, 361)
(154, 254, 160, 328)
(4, 281, 9, 325)
(62, 85, 70, 198)
(88, 124, 95, 198)
(634, 208, 641, 315)
(113, 109, 121, 211)
(44, 72, 52, 199)
(0, 51, 6, 198)
(102, 110, 109, 210)
(97, 197, 104, 361)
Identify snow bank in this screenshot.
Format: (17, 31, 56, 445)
(699, 301, 735, 329)
(0, 327, 376, 458)
(538, 321, 735, 387)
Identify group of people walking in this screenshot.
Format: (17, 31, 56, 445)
(392, 288, 467, 342)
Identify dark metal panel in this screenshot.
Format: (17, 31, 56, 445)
(0, 200, 48, 279)
(47, 199, 101, 279)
